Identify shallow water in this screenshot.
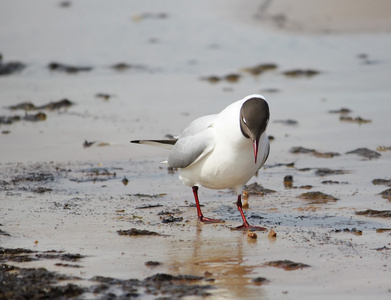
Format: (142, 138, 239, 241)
(1, 1, 391, 299)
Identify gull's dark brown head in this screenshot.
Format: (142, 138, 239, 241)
(240, 96, 270, 163)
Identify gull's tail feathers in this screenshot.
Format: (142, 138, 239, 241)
(130, 139, 177, 150)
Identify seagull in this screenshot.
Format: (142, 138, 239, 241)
(131, 94, 270, 230)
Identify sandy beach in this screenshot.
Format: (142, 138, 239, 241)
(1, 1, 391, 299)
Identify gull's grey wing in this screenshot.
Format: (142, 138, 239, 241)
(180, 114, 216, 137)
(167, 114, 216, 168)
(257, 137, 270, 171)
(259, 143, 270, 168)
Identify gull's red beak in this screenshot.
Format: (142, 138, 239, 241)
(253, 139, 259, 164)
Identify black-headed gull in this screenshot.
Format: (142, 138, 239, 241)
(131, 94, 270, 230)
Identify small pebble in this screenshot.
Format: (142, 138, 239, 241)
(247, 232, 257, 239)
(268, 229, 277, 238)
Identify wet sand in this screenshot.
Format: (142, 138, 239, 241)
(1, 1, 391, 299)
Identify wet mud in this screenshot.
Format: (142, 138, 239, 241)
(1, 1, 391, 299)
(2, 154, 390, 298)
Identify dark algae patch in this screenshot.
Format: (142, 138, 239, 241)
(69, 167, 117, 183)
(161, 216, 184, 223)
(371, 246, 391, 251)
(145, 273, 204, 282)
(0, 54, 26, 75)
(328, 108, 352, 114)
(48, 62, 93, 73)
(0, 264, 85, 299)
(282, 175, 312, 189)
(117, 228, 162, 236)
(0, 248, 37, 263)
(376, 228, 391, 233)
(0, 225, 10, 237)
(54, 263, 83, 268)
(372, 178, 391, 186)
(35, 253, 85, 262)
(110, 62, 132, 71)
(274, 119, 298, 126)
(0, 263, 213, 299)
(314, 168, 349, 176)
(290, 146, 340, 158)
(1, 247, 213, 299)
(378, 188, 391, 200)
(11, 172, 54, 183)
(346, 148, 381, 159)
(142, 273, 212, 298)
(333, 228, 363, 236)
(136, 204, 164, 209)
(241, 63, 278, 76)
(90, 273, 213, 299)
(0, 248, 85, 263)
(145, 261, 162, 267)
(0, 112, 46, 125)
(0, 115, 20, 125)
(265, 260, 310, 271)
(0, 229, 10, 237)
(251, 277, 270, 285)
(201, 73, 241, 84)
(1, 99, 74, 127)
(290, 146, 316, 154)
(282, 69, 320, 77)
(244, 182, 276, 196)
(8, 99, 74, 111)
(321, 180, 349, 185)
(32, 186, 53, 193)
(340, 115, 371, 124)
(298, 191, 338, 203)
(355, 210, 391, 218)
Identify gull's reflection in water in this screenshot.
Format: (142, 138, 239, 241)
(167, 223, 267, 300)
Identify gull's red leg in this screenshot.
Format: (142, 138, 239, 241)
(232, 194, 267, 231)
(192, 186, 224, 223)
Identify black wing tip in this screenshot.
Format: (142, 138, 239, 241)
(130, 139, 177, 145)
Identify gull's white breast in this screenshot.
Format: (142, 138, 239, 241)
(178, 99, 269, 194)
